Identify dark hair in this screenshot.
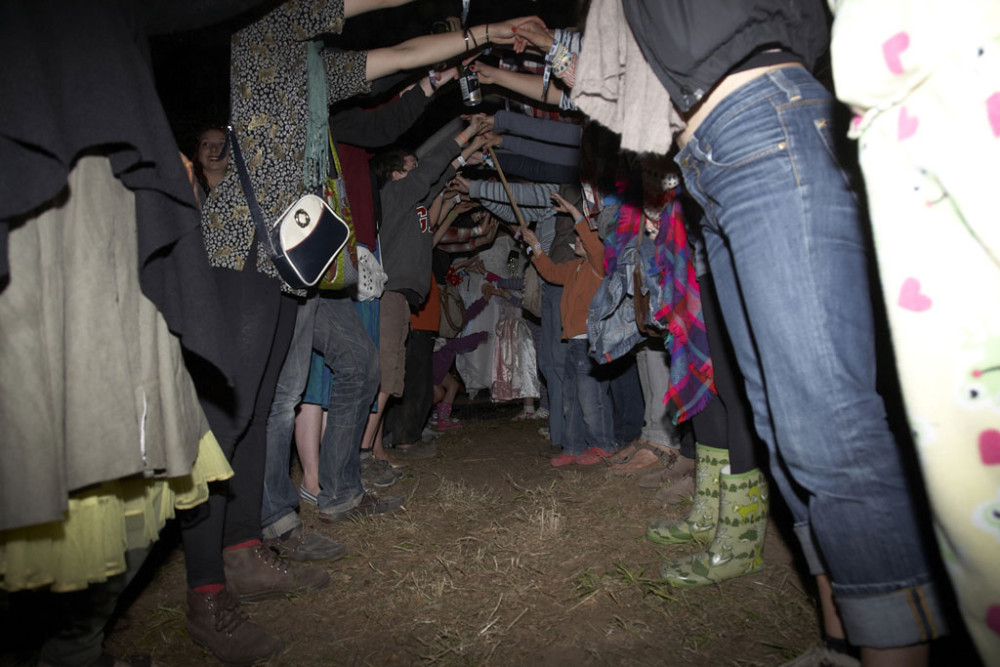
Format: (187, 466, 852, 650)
(370, 148, 413, 188)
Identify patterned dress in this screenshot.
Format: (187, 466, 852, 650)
(201, 0, 370, 290)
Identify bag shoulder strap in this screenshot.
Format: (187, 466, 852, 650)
(228, 125, 277, 258)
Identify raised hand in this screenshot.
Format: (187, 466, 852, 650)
(521, 227, 540, 249)
(511, 18, 554, 54)
(550, 190, 582, 220)
(488, 16, 546, 46)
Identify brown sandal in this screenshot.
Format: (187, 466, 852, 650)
(609, 440, 677, 472)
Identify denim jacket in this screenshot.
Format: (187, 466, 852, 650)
(635, 232, 670, 332)
(587, 235, 644, 362)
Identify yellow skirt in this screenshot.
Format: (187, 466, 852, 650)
(0, 432, 232, 592)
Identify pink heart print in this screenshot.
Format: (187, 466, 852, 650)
(988, 92, 1000, 138)
(898, 107, 919, 140)
(882, 32, 910, 74)
(981, 429, 1000, 465)
(988, 605, 1000, 637)
(898, 277, 931, 312)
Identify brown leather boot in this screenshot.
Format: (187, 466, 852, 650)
(185, 587, 284, 666)
(223, 544, 330, 602)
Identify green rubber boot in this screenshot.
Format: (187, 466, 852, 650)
(658, 465, 769, 588)
(646, 443, 729, 545)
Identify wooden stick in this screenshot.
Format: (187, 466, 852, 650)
(487, 146, 527, 234)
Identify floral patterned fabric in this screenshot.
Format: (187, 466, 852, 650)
(201, 0, 370, 291)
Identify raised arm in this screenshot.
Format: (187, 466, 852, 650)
(471, 61, 563, 107)
(364, 17, 542, 81)
(343, 0, 415, 19)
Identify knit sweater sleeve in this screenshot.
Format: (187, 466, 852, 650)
(577, 219, 606, 277)
(468, 180, 558, 223)
(530, 250, 575, 286)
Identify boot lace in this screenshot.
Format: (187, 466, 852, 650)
(253, 544, 292, 574)
(214, 588, 250, 635)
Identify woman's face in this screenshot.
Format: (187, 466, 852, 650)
(196, 129, 228, 174)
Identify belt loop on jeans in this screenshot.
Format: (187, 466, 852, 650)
(767, 67, 802, 102)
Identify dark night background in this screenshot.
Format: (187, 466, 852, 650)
(150, 0, 580, 159)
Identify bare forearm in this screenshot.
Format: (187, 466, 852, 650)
(344, 0, 414, 19)
(486, 69, 562, 106)
(366, 25, 490, 81)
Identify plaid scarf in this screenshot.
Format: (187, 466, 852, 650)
(606, 190, 714, 424)
(649, 196, 714, 424)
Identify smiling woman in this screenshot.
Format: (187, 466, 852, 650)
(192, 126, 229, 194)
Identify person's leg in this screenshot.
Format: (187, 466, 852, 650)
(696, 271, 759, 475)
(558, 339, 585, 458)
(295, 352, 334, 499)
(538, 282, 567, 447)
(636, 343, 677, 448)
(260, 296, 316, 538)
(38, 545, 152, 667)
(384, 329, 435, 445)
(183, 297, 312, 663)
(571, 339, 615, 452)
(313, 296, 401, 520)
(677, 66, 945, 649)
(294, 403, 323, 498)
(607, 352, 643, 447)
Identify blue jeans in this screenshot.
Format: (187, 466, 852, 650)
(537, 282, 567, 446)
(562, 338, 614, 455)
(261, 295, 379, 536)
(676, 66, 945, 648)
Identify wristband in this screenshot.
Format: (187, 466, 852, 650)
(574, 215, 585, 223)
(532, 243, 542, 253)
(485, 23, 490, 44)
(456, 155, 467, 167)
(454, 194, 462, 203)
(463, 29, 470, 52)
(456, 132, 469, 145)
(428, 69, 438, 90)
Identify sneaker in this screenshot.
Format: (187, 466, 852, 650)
(319, 492, 405, 523)
(550, 452, 579, 467)
(223, 544, 330, 602)
(421, 426, 442, 442)
(511, 409, 536, 421)
(361, 455, 398, 488)
(533, 407, 550, 420)
(298, 485, 319, 506)
(436, 417, 462, 430)
(576, 447, 615, 466)
(428, 409, 439, 428)
(537, 426, 550, 439)
(186, 587, 284, 665)
(264, 525, 345, 562)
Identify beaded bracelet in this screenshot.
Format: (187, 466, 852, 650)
(551, 45, 572, 76)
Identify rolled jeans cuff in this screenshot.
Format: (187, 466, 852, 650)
(261, 511, 302, 540)
(318, 490, 365, 518)
(837, 579, 948, 648)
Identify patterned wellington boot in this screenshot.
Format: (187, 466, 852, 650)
(658, 465, 769, 588)
(646, 443, 729, 545)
